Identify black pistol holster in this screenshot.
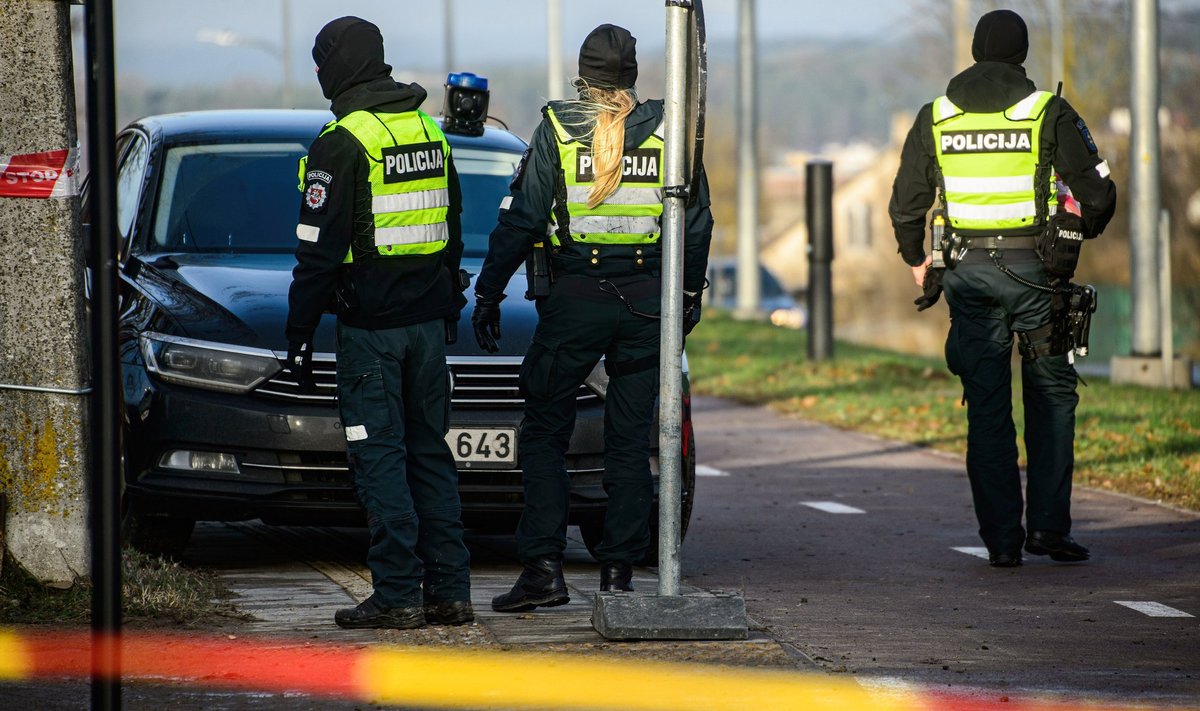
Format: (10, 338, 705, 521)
(525, 239, 554, 300)
(1016, 282, 1098, 362)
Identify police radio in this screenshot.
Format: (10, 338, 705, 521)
(930, 208, 946, 269)
(441, 72, 489, 137)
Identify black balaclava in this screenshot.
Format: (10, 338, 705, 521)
(576, 24, 638, 90)
(312, 16, 392, 101)
(971, 9, 1029, 65)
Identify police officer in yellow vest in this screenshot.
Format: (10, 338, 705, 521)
(890, 10, 1116, 568)
(473, 24, 714, 609)
(286, 17, 472, 627)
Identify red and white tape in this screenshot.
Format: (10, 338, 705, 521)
(0, 147, 79, 199)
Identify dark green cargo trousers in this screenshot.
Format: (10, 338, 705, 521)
(516, 275, 661, 566)
(942, 258, 1080, 556)
(336, 319, 471, 608)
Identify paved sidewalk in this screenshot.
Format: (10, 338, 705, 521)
(191, 520, 798, 669)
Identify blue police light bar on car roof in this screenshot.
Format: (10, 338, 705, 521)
(447, 72, 488, 91)
(442, 72, 491, 137)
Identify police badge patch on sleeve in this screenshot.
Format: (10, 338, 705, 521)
(510, 148, 531, 191)
(1075, 118, 1098, 155)
(304, 178, 329, 212)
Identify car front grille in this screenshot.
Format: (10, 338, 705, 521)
(256, 354, 602, 409)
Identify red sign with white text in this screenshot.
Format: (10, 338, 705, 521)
(0, 148, 78, 199)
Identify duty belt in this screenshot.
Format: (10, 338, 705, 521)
(965, 235, 1037, 250)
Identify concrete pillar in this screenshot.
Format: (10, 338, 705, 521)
(0, 0, 90, 584)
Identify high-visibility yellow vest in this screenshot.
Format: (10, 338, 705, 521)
(298, 110, 451, 262)
(931, 90, 1056, 232)
(545, 107, 664, 247)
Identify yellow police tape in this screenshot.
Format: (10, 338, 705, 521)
(0, 630, 30, 680)
(357, 647, 911, 711)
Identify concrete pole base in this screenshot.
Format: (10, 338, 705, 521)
(592, 591, 748, 640)
(1110, 355, 1194, 390)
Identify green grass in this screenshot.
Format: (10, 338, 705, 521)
(688, 311, 1200, 511)
(0, 547, 243, 626)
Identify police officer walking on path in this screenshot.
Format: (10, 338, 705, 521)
(286, 16, 473, 627)
(889, 10, 1116, 568)
(472, 24, 714, 610)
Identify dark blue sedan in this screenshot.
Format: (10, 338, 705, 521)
(95, 110, 694, 560)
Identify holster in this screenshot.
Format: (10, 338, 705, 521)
(1016, 282, 1097, 362)
(524, 239, 554, 300)
(1016, 321, 1069, 362)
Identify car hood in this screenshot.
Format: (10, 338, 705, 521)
(136, 253, 538, 356)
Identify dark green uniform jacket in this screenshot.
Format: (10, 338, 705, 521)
(474, 98, 714, 300)
(888, 61, 1117, 266)
(286, 78, 464, 343)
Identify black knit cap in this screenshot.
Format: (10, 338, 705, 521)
(312, 16, 391, 100)
(577, 24, 638, 90)
(971, 9, 1029, 65)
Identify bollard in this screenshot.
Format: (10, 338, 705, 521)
(806, 160, 833, 361)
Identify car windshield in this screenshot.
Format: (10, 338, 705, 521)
(454, 147, 522, 258)
(150, 140, 521, 255)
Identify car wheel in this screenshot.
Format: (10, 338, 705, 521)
(578, 436, 696, 566)
(642, 435, 696, 566)
(120, 449, 194, 559)
(123, 510, 195, 560)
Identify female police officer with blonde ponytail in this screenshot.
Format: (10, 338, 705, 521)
(472, 24, 714, 611)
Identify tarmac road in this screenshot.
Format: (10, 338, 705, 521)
(684, 397, 1200, 704)
(4, 397, 1197, 709)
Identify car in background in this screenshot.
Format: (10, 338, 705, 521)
(93, 109, 694, 560)
(706, 257, 806, 328)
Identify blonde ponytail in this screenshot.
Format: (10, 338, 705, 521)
(563, 81, 638, 208)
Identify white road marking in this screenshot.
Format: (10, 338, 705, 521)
(1114, 601, 1194, 618)
(952, 546, 991, 560)
(696, 465, 730, 477)
(801, 501, 866, 514)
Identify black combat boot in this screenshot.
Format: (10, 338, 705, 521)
(334, 594, 425, 629)
(599, 562, 634, 592)
(491, 557, 570, 612)
(1025, 531, 1090, 562)
(424, 600, 475, 625)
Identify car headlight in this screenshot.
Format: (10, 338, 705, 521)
(139, 332, 282, 394)
(584, 359, 609, 399)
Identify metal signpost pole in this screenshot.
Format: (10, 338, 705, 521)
(655, 0, 689, 598)
(592, 0, 745, 640)
(85, 0, 122, 707)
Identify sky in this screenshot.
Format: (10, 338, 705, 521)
(111, 0, 921, 86)
(108, 0, 1200, 88)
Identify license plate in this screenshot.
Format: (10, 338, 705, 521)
(446, 427, 517, 468)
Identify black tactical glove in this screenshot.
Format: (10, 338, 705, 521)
(683, 291, 702, 335)
(472, 294, 504, 354)
(286, 340, 316, 393)
(913, 267, 944, 312)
